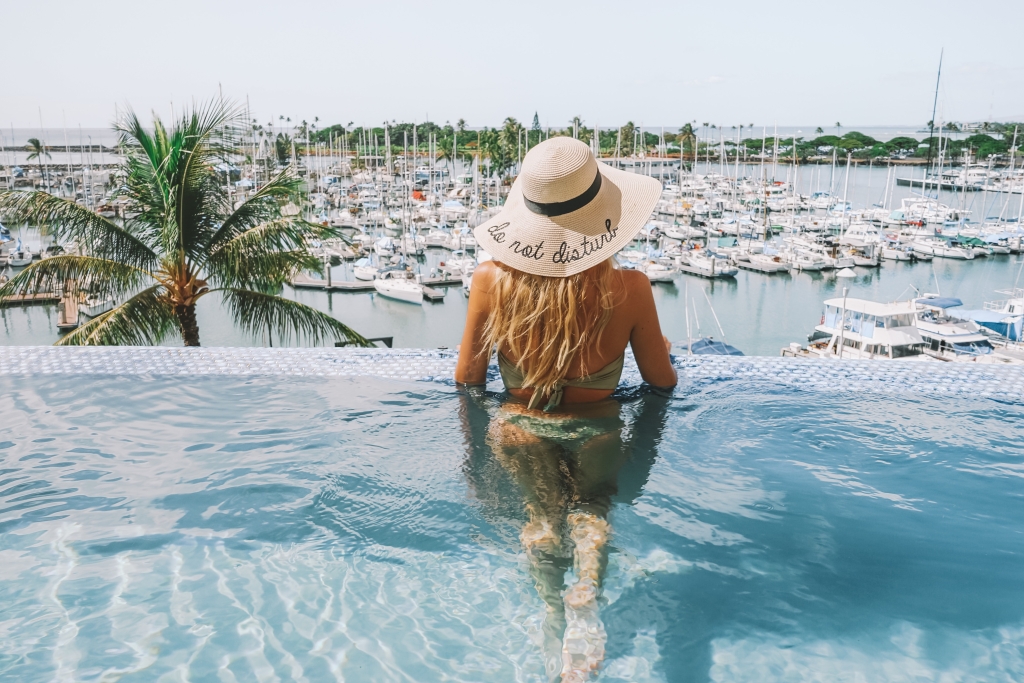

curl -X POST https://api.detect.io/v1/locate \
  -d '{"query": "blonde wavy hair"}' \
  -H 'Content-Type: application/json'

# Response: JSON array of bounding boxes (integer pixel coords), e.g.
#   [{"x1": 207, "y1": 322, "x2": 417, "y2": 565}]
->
[{"x1": 481, "y1": 258, "x2": 621, "y2": 399}]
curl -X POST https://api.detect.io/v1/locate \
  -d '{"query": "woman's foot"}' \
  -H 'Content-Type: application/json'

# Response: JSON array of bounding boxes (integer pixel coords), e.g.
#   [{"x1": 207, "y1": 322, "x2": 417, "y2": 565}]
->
[
  {"x1": 559, "y1": 512, "x2": 611, "y2": 682},
  {"x1": 520, "y1": 516, "x2": 562, "y2": 558}
]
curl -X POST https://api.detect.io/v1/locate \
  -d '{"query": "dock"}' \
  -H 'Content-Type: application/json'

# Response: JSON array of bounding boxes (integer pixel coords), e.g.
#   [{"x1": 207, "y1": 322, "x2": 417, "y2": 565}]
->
[
  {"x1": 896, "y1": 177, "x2": 983, "y2": 192},
  {"x1": 677, "y1": 263, "x2": 738, "y2": 279},
  {"x1": 0, "y1": 292, "x2": 60, "y2": 307},
  {"x1": 290, "y1": 274, "x2": 449, "y2": 301},
  {"x1": 57, "y1": 295, "x2": 79, "y2": 331}
]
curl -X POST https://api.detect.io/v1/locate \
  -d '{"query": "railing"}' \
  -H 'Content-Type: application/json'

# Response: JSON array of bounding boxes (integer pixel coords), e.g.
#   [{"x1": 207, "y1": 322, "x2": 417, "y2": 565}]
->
[{"x1": 336, "y1": 336, "x2": 393, "y2": 348}]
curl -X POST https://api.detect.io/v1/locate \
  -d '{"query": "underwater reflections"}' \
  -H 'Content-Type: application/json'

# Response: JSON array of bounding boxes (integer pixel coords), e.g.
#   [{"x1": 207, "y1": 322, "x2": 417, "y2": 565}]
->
[{"x1": 457, "y1": 388, "x2": 670, "y2": 682}]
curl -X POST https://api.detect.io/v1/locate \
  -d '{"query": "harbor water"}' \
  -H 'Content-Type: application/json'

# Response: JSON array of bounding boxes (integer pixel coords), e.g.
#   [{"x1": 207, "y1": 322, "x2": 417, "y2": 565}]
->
[
  {"x1": 2, "y1": 164, "x2": 1022, "y2": 353},
  {"x1": 3, "y1": 248, "x2": 1021, "y2": 356}
]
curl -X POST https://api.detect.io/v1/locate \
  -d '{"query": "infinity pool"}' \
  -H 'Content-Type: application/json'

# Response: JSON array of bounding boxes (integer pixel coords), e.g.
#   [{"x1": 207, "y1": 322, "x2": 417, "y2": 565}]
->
[{"x1": 2, "y1": 352, "x2": 1023, "y2": 682}]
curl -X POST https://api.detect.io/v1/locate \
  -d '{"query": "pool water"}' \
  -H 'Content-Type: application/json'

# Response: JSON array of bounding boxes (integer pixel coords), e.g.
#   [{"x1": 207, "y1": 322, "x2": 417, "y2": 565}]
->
[{"x1": 2, "y1": 370, "x2": 1023, "y2": 682}]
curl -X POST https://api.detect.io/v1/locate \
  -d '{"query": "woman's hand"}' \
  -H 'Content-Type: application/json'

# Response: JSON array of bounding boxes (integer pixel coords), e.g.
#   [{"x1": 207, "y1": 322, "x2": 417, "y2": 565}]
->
[{"x1": 664, "y1": 336, "x2": 672, "y2": 353}]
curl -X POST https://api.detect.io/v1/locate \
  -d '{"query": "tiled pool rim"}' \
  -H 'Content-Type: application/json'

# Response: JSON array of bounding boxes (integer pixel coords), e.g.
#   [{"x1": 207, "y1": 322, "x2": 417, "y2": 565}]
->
[{"x1": 1, "y1": 346, "x2": 1023, "y2": 397}]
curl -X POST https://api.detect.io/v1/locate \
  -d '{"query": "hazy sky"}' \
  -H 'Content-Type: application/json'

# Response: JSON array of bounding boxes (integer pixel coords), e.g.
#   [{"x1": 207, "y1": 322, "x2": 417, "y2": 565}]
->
[{"x1": 6, "y1": 0, "x2": 1023, "y2": 131}]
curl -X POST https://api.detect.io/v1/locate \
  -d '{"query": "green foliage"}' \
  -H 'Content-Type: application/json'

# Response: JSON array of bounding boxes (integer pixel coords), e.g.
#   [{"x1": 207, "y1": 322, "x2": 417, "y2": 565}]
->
[
  {"x1": 619, "y1": 122, "x2": 636, "y2": 154},
  {"x1": 677, "y1": 123, "x2": 697, "y2": 156},
  {"x1": 810, "y1": 135, "x2": 841, "y2": 148},
  {"x1": 885, "y1": 137, "x2": 919, "y2": 153},
  {"x1": 25, "y1": 138, "x2": 50, "y2": 162},
  {"x1": 0, "y1": 99, "x2": 368, "y2": 348},
  {"x1": 275, "y1": 133, "x2": 292, "y2": 165},
  {"x1": 841, "y1": 131, "x2": 878, "y2": 146}
]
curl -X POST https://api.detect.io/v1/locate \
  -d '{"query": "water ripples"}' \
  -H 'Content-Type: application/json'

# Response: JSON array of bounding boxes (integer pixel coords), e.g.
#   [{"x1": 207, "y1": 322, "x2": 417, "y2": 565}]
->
[{"x1": 1, "y1": 375, "x2": 1024, "y2": 681}]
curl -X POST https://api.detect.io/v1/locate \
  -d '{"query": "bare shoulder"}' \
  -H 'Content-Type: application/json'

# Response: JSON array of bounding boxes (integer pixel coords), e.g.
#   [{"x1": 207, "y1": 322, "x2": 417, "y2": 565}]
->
[
  {"x1": 471, "y1": 260, "x2": 500, "y2": 294},
  {"x1": 618, "y1": 269, "x2": 654, "y2": 297}
]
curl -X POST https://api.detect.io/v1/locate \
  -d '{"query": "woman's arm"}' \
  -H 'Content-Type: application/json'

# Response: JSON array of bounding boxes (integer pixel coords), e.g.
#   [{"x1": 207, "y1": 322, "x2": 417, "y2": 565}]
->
[
  {"x1": 625, "y1": 272, "x2": 677, "y2": 388},
  {"x1": 454, "y1": 261, "x2": 497, "y2": 385}
]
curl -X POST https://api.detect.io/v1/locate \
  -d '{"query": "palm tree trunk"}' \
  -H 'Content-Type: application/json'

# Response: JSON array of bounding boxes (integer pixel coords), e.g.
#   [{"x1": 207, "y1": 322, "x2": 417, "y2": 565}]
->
[{"x1": 175, "y1": 304, "x2": 201, "y2": 346}]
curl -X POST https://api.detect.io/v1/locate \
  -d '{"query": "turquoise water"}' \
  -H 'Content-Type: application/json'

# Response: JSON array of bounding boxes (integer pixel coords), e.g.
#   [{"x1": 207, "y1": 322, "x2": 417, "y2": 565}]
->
[{"x1": 2, "y1": 372, "x2": 1023, "y2": 681}]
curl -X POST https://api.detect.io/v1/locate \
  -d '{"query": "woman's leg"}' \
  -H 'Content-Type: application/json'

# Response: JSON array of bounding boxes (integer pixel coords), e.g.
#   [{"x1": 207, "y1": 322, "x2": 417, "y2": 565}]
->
[
  {"x1": 559, "y1": 428, "x2": 629, "y2": 683},
  {"x1": 486, "y1": 415, "x2": 569, "y2": 680}
]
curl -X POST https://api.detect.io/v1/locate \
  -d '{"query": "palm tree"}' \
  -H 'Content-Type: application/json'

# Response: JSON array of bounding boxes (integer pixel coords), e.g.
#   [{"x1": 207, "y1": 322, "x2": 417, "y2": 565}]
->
[
  {"x1": 678, "y1": 123, "x2": 696, "y2": 159},
  {"x1": 25, "y1": 137, "x2": 50, "y2": 164},
  {"x1": 0, "y1": 100, "x2": 368, "y2": 348},
  {"x1": 26, "y1": 138, "x2": 51, "y2": 189}
]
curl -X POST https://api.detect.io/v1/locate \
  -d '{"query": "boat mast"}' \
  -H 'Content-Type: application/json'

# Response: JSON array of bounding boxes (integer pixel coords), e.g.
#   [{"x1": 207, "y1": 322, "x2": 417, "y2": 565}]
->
[{"x1": 926, "y1": 49, "x2": 943, "y2": 180}]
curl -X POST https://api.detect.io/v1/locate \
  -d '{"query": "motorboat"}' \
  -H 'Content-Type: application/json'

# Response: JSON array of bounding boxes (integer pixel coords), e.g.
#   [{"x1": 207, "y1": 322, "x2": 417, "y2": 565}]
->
[
  {"x1": 952, "y1": 288, "x2": 1024, "y2": 342},
  {"x1": 681, "y1": 251, "x2": 738, "y2": 278},
  {"x1": 438, "y1": 250, "x2": 476, "y2": 279},
  {"x1": 882, "y1": 242, "x2": 914, "y2": 261},
  {"x1": 911, "y1": 238, "x2": 974, "y2": 260},
  {"x1": 638, "y1": 260, "x2": 678, "y2": 283},
  {"x1": 373, "y1": 268, "x2": 423, "y2": 304},
  {"x1": 784, "y1": 296, "x2": 930, "y2": 360},
  {"x1": 912, "y1": 296, "x2": 1017, "y2": 363},
  {"x1": 786, "y1": 251, "x2": 829, "y2": 271},
  {"x1": 79, "y1": 294, "x2": 116, "y2": 317},
  {"x1": 8, "y1": 245, "x2": 32, "y2": 267},
  {"x1": 352, "y1": 257, "x2": 379, "y2": 281},
  {"x1": 747, "y1": 252, "x2": 789, "y2": 273}
]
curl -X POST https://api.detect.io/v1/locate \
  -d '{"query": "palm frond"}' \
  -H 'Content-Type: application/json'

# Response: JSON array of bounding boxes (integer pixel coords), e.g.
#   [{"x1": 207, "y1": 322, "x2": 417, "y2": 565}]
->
[
  {"x1": 206, "y1": 169, "x2": 304, "y2": 250},
  {"x1": 56, "y1": 285, "x2": 177, "y2": 346},
  {"x1": 0, "y1": 190, "x2": 158, "y2": 267},
  {"x1": 207, "y1": 240, "x2": 321, "y2": 292},
  {"x1": 116, "y1": 100, "x2": 240, "y2": 262},
  {"x1": 218, "y1": 288, "x2": 371, "y2": 347},
  {"x1": 0, "y1": 255, "x2": 152, "y2": 301}
]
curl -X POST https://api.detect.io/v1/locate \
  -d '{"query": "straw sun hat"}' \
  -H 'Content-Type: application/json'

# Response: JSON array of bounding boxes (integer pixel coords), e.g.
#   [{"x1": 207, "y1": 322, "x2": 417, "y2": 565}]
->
[{"x1": 473, "y1": 136, "x2": 662, "y2": 277}]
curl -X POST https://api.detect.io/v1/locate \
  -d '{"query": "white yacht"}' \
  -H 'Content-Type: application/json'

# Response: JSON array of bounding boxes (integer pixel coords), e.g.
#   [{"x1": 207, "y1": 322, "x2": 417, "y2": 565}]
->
[
  {"x1": 8, "y1": 246, "x2": 32, "y2": 267},
  {"x1": 912, "y1": 238, "x2": 974, "y2": 260},
  {"x1": 784, "y1": 296, "x2": 929, "y2": 360},
  {"x1": 839, "y1": 223, "x2": 883, "y2": 248},
  {"x1": 747, "y1": 252, "x2": 790, "y2": 273},
  {"x1": 352, "y1": 257, "x2": 379, "y2": 281},
  {"x1": 680, "y1": 251, "x2": 738, "y2": 278},
  {"x1": 79, "y1": 294, "x2": 116, "y2": 318},
  {"x1": 953, "y1": 288, "x2": 1024, "y2": 342},
  {"x1": 438, "y1": 250, "x2": 476, "y2": 279},
  {"x1": 913, "y1": 297, "x2": 1015, "y2": 363},
  {"x1": 638, "y1": 260, "x2": 678, "y2": 283},
  {"x1": 373, "y1": 268, "x2": 423, "y2": 305}
]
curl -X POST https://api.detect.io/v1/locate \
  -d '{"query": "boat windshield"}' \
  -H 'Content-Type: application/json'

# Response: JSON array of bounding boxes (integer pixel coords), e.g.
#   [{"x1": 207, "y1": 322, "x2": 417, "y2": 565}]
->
[
  {"x1": 952, "y1": 340, "x2": 994, "y2": 356},
  {"x1": 890, "y1": 344, "x2": 925, "y2": 358},
  {"x1": 886, "y1": 314, "x2": 916, "y2": 328}
]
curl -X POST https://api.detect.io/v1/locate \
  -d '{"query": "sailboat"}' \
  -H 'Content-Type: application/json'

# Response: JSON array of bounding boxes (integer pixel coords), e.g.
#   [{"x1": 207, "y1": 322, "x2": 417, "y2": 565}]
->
[
  {"x1": 373, "y1": 267, "x2": 423, "y2": 304},
  {"x1": 678, "y1": 285, "x2": 745, "y2": 355},
  {"x1": 8, "y1": 240, "x2": 32, "y2": 267}
]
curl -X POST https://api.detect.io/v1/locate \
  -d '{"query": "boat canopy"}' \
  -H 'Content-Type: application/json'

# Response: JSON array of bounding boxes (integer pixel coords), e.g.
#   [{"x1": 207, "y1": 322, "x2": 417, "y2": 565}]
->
[
  {"x1": 916, "y1": 297, "x2": 963, "y2": 309},
  {"x1": 689, "y1": 337, "x2": 744, "y2": 356}
]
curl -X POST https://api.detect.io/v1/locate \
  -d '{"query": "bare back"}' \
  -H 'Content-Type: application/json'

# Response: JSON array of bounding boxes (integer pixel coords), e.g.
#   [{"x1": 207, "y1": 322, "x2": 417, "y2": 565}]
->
[{"x1": 455, "y1": 261, "x2": 676, "y2": 403}]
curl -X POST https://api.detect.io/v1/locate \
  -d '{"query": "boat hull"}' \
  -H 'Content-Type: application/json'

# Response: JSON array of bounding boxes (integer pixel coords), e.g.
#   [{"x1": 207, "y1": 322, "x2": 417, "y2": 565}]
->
[{"x1": 373, "y1": 280, "x2": 423, "y2": 304}]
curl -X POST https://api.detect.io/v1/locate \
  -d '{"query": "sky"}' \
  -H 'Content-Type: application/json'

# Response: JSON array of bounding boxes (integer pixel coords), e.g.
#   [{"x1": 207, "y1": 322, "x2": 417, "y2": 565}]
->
[{"x1": 5, "y1": 0, "x2": 1024, "y2": 132}]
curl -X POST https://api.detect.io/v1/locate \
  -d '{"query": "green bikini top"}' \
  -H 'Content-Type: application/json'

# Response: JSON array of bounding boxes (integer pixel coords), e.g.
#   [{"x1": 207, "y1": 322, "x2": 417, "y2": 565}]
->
[{"x1": 497, "y1": 351, "x2": 625, "y2": 412}]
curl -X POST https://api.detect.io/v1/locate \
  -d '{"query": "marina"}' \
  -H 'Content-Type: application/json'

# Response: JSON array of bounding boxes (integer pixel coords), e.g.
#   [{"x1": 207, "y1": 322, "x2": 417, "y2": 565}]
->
[{"x1": 4, "y1": 150, "x2": 1023, "y2": 354}]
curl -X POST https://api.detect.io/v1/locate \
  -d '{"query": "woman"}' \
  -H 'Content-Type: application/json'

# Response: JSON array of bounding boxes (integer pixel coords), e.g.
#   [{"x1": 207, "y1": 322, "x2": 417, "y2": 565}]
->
[{"x1": 455, "y1": 137, "x2": 676, "y2": 681}]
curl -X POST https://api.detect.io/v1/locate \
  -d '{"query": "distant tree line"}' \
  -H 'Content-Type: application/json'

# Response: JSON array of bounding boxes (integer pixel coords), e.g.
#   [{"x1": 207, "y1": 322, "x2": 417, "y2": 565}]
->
[{"x1": 244, "y1": 115, "x2": 1023, "y2": 174}]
